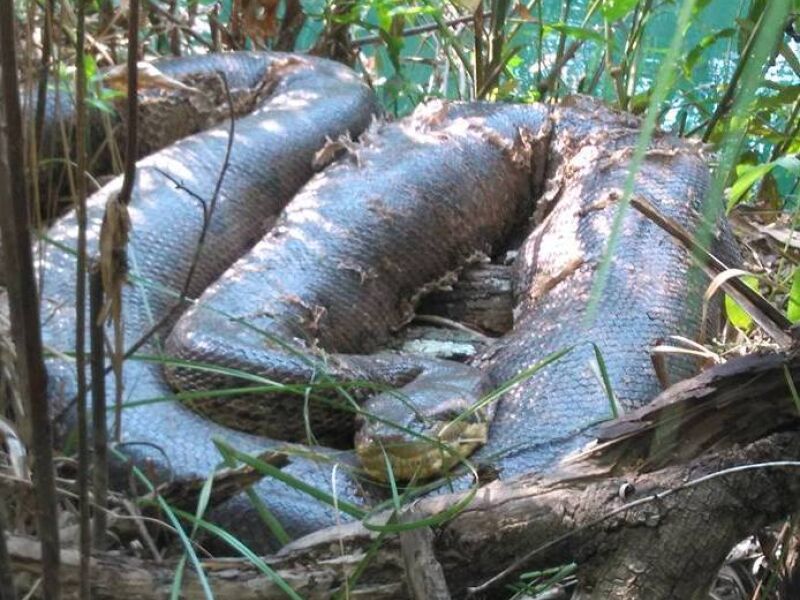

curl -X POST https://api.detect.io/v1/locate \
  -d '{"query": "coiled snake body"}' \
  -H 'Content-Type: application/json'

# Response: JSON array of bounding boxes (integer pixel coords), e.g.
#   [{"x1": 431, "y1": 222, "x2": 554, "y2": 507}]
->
[{"x1": 15, "y1": 52, "x2": 734, "y2": 551}]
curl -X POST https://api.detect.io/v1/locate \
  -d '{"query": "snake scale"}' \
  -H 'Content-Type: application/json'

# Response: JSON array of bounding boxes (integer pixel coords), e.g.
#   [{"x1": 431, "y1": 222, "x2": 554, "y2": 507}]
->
[{"x1": 10, "y1": 52, "x2": 736, "y2": 552}]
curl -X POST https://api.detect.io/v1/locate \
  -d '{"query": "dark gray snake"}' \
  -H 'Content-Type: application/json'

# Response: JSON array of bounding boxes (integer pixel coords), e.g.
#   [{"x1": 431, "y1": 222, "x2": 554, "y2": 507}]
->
[{"x1": 9, "y1": 52, "x2": 735, "y2": 552}]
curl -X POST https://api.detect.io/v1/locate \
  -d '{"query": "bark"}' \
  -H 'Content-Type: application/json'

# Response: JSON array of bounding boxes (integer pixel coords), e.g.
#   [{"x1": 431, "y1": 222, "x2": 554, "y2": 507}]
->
[
  {"x1": 6, "y1": 432, "x2": 800, "y2": 600},
  {"x1": 7, "y1": 348, "x2": 800, "y2": 599},
  {"x1": 418, "y1": 263, "x2": 514, "y2": 336},
  {"x1": 399, "y1": 510, "x2": 452, "y2": 600}
]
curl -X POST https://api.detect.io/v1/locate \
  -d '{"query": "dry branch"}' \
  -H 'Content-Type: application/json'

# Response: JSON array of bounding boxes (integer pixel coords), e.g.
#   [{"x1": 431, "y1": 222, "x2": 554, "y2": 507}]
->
[
  {"x1": 399, "y1": 510, "x2": 452, "y2": 600},
  {"x1": 74, "y1": 1, "x2": 92, "y2": 596},
  {"x1": 7, "y1": 350, "x2": 800, "y2": 599},
  {"x1": 0, "y1": 7, "x2": 61, "y2": 599}
]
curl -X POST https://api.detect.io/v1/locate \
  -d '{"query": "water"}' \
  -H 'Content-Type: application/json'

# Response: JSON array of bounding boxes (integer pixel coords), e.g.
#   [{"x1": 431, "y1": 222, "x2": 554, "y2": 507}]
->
[{"x1": 303, "y1": 0, "x2": 746, "y2": 115}]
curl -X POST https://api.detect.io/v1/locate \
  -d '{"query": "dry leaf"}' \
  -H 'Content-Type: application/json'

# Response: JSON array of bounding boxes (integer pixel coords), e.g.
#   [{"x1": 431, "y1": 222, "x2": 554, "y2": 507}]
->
[
  {"x1": 98, "y1": 193, "x2": 131, "y2": 327},
  {"x1": 104, "y1": 62, "x2": 200, "y2": 94},
  {"x1": 237, "y1": 0, "x2": 280, "y2": 47},
  {"x1": 752, "y1": 222, "x2": 800, "y2": 250},
  {"x1": 516, "y1": 3, "x2": 536, "y2": 21},
  {"x1": 312, "y1": 133, "x2": 361, "y2": 169}
]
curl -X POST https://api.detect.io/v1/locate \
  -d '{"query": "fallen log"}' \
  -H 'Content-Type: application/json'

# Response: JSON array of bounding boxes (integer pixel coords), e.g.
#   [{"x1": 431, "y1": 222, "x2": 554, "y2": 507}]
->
[
  {"x1": 7, "y1": 432, "x2": 800, "y2": 599},
  {"x1": 417, "y1": 262, "x2": 515, "y2": 336},
  {"x1": 7, "y1": 350, "x2": 800, "y2": 599}
]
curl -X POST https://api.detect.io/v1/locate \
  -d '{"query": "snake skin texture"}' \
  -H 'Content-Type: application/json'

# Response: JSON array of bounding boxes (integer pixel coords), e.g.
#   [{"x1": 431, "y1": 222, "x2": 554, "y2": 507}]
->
[
  {"x1": 471, "y1": 99, "x2": 731, "y2": 476},
  {"x1": 30, "y1": 52, "x2": 382, "y2": 548},
  {"x1": 18, "y1": 54, "x2": 736, "y2": 553}
]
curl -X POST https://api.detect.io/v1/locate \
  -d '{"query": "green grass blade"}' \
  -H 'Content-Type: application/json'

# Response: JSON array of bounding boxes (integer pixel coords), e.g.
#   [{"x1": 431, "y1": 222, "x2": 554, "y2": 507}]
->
[
  {"x1": 110, "y1": 447, "x2": 215, "y2": 600},
  {"x1": 170, "y1": 470, "x2": 216, "y2": 600},
  {"x1": 212, "y1": 439, "x2": 367, "y2": 520},
  {"x1": 585, "y1": 0, "x2": 698, "y2": 323},
  {"x1": 217, "y1": 448, "x2": 292, "y2": 546},
  {"x1": 170, "y1": 508, "x2": 304, "y2": 600},
  {"x1": 591, "y1": 343, "x2": 619, "y2": 418},
  {"x1": 454, "y1": 346, "x2": 575, "y2": 426}
]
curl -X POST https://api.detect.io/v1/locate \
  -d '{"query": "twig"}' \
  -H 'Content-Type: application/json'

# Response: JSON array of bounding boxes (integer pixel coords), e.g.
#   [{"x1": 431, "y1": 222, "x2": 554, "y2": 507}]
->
[
  {"x1": 629, "y1": 195, "x2": 793, "y2": 347},
  {"x1": 275, "y1": 0, "x2": 306, "y2": 51},
  {"x1": 74, "y1": 0, "x2": 92, "y2": 594},
  {"x1": 535, "y1": 0, "x2": 598, "y2": 99},
  {"x1": 536, "y1": 38, "x2": 583, "y2": 98},
  {"x1": 488, "y1": 0, "x2": 509, "y2": 81},
  {"x1": 0, "y1": 5, "x2": 61, "y2": 598},
  {"x1": 119, "y1": 0, "x2": 139, "y2": 206},
  {"x1": 33, "y1": 0, "x2": 54, "y2": 155},
  {"x1": 352, "y1": 13, "x2": 487, "y2": 47},
  {"x1": 476, "y1": 44, "x2": 522, "y2": 99},
  {"x1": 145, "y1": 0, "x2": 213, "y2": 50},
  {"x1": 120, "y1": 499, "x2": 163, "y2": 562},
  {"x1": 412, "y1": 314, "x2": 491, "y2": 341},
  {"x1": 0, "y1": 499, "x2": 16, "y2": 600},
  {"x1": 54, "y1": 73, "x2": 238, "y2": 439},
  {"x1": 106, "y1": 76, "x2": 237, "y2": 368},
  {"x1": 702, "y1": 9, "x2": 765, "y2": 143},
  {"x1": 548, "y1": 0, "x2": 572, "y2": 97},
  {"x1": 469, "y1": 1, "x2": 515, "y2": 99},
  {"x1": 90, "y1": 269, "x2": 108, "y2": 550},
  {"x1": 473, "y1": 5, "x2": 485, "y2": 98},
  {"x1": 178, "y1": 77, "x2": 234, "y2": 298},
  {"x1": 107, "y1": 0, "x2": 140, "y2": 443}
]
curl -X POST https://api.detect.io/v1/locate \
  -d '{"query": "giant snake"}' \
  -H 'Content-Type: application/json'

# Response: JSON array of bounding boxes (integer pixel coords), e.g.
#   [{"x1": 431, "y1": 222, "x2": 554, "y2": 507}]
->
[{"x1": 2, "y1": 52, "x2": 736, "y2": 552}]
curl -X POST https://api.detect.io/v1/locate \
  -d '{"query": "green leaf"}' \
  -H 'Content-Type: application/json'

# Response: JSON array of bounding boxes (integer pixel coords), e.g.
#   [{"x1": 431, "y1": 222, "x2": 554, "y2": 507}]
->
[
  {"x1": 601, "y1": 0, "x2": 638, "y2": 21},
  {"x1": 788, "y1": 268, "x2": 800, "y2": 323},
  {"x1": 726, "y1": 155, "x2": 800, "y2": 209},
  {"x1": 83, "y1": 54, "x2": 97, "y2": 80},
  {"x1": 693, "y1": 0, "x2": 714, "y2": 14},
  {"x1": 450, "y1": 0, "x2": 481, "y2": 12},
  {"x1": 86, "y1": 97, "x2": 117, "y2": 114},
  {"x1": 684, "y1": 28, "x2": 735, "y2": 77},
  {"x1": 725, "y1": 275, "x2": 760, "y2": 330},
  {"x1": 543, "y1": 23, "x2": 605, "y2": 44}
]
